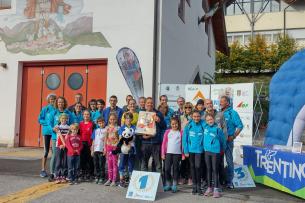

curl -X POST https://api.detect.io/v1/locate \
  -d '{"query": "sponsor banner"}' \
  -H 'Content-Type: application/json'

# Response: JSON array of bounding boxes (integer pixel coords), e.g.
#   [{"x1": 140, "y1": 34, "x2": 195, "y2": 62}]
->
[
  {"x1": 210, "y1": 83, "x2": 254, "y2": 113},
  {"x1": 235, "y1": 112, "x2": 253, "y2": 145},
  {"x1": 243, "y1": 145, "x2": 305, "y2": 199},
  {"x1": 232, "y1": 83, "x2": 254, "y2": 114},
  {"x1": 126, "y1": 171, "x2": 163, "y2": 201},
  {"x1": 185, "y1": 85, "x2": 210, "y2": 106},
  {"x1": 160, "y1": 84, "x2": 186, "y2": 111}
]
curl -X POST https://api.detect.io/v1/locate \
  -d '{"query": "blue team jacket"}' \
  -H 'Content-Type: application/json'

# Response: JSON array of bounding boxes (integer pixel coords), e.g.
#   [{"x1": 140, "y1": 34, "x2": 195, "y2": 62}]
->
[
  {"x1": 223, "y1": 107, "x2": 243, "y2": 137},
  {"x1": 70, "y1": 111, "x2": 83, "y2": 124},
  {"x1": 182, "y1": 120, "x2": 206, "y2": 154},
  {"x1": 38, "y1": 104, "x2": 55, "y2": 136},
  {"x1": 204, "y1": 124, "x2": 226, "y2": 153}
]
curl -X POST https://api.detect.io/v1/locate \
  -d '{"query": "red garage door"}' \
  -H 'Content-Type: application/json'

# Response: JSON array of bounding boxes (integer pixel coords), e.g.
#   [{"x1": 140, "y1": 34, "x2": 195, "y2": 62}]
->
[{"x1": 20, "y1": 61, "x2": 107, "y2": 147}]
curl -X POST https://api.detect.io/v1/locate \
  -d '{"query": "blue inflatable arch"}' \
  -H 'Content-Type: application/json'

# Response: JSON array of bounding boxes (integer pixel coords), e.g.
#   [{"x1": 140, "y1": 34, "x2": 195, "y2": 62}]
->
[{"x1": 265, "y1": 49, "x2": 305, "y2": 146}]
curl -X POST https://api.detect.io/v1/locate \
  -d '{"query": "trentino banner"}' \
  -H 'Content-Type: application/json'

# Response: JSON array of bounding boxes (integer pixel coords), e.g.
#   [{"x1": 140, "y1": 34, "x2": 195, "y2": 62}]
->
[{"x1": 243, "y1": 145, "x2": 305, "y2": 199}]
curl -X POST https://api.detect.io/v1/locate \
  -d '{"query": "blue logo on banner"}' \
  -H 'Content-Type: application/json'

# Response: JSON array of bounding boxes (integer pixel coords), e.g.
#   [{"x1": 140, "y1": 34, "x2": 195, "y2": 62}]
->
[{"x1": 244, "y1": 146, "x2": 305, "y2": 192}]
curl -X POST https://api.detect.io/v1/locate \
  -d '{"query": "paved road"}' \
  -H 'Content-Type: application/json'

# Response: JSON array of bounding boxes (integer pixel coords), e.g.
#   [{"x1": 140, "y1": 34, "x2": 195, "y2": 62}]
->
[{"x1": 0, "y1": 152, "x2": 303, "y2": 203}]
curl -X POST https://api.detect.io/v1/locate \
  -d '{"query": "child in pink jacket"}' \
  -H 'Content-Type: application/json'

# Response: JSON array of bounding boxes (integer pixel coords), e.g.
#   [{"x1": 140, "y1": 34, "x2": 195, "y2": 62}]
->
[{"x1": 161, "y1": 117, "x2": 185, "y2": 193}]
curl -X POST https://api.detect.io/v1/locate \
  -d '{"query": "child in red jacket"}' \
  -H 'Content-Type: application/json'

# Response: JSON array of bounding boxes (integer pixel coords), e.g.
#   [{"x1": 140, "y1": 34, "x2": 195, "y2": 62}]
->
[
  {"x1": 79, "y1": 110, "x2": 95, "y2": 181},
  {"x1": 65, "y1": 123, "x2": 83, "y2": 185}
]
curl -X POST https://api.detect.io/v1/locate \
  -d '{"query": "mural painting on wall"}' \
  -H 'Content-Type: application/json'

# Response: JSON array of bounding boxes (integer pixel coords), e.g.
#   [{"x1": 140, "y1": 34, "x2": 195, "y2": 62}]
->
[{"x1": 0, "y1": 0, "x2": 111, "y2": 55}]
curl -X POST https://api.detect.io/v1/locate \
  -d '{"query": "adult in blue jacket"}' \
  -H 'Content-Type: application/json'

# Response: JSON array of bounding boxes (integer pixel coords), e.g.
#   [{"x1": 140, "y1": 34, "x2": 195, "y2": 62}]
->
[
  {"x1": 220, "y1": 96, "x2": 243, "y2": 188},
  {"x1": 38, "y1": 93, "x2": 56, "y2": 178},
  {"x1": 203, "y1": 114, "x2": 226, "y2": 197},
  {"x1": 48, "y1": 96, "x2": 72, "y2": 181},
  {"x1": 183, "y1": 110, "x2": 206, "y2": 195},
  {"x1": 70, "y1": 102, "x2": 83, "y2": 124},
  {"x1": 141, "y1": 97, "x2": 166, "y2": 173},
  {"x1": 102, "y1": 95, "x2": 124, "y2": 126}
]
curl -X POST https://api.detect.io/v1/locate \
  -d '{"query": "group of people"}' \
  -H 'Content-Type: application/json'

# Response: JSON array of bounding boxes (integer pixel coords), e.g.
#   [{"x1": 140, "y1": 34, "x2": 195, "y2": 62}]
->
[{"x1": 38, "y1": 92, "x2": 243, "y2": 198}]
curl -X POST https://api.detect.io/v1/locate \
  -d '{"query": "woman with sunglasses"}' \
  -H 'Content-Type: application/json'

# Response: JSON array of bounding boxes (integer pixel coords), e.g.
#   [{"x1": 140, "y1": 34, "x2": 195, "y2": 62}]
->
[{"x1": 178, "y1": 102, "x2": 193, "y2": 185}]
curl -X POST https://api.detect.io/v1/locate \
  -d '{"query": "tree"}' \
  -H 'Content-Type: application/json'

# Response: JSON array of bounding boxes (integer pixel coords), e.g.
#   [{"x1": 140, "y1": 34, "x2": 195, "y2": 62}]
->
[
  {"x1": 228, "y1": 41, "x2": 245, "y2": 73},
  {"x1": 216, "y1": 51, "x2": 229, "y2": 74},
  {"x1": 215, "y1": 34, "x2": 299, "y2": 74},
  {"x1": 275, "y1": 35, "x2": 297, "y2": 71}
]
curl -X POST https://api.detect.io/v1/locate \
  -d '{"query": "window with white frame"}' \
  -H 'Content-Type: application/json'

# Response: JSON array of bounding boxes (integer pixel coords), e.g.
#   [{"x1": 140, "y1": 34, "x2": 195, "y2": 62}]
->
[{"x1": 0, "y1": 0, "x2": 11, "y2": 10}]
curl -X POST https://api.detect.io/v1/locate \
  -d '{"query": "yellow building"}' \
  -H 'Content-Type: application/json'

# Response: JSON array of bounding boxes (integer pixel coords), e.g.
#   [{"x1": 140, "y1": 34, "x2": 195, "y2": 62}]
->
[{"x1": 225, "y1": 0, "x2": 305, "y2": 47}]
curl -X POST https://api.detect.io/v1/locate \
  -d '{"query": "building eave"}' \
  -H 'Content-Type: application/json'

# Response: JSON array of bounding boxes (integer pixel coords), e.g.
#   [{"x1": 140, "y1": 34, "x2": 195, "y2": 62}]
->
[{"x1": 205, "y1": 0, "x2": 231, "y2": 55}]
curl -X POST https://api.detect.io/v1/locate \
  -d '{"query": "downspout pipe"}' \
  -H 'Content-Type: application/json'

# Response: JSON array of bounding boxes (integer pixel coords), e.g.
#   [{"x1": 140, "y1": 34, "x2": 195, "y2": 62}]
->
[
  {"x1": 152, "y1": 0, "x2": 159, "y2": 102},
  {"x1": 284, "y1": 0, "x2": 296, "y2": 36}
]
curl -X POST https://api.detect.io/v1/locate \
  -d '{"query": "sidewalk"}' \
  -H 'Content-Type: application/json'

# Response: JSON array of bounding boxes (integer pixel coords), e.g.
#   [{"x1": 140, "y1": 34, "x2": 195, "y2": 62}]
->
[{"x1": 0, "y1": 147, "x2": 44, "y2": 160}]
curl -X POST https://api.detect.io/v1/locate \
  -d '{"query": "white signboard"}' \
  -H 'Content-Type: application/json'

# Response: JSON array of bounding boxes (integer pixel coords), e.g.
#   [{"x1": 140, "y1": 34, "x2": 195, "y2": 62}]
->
[
  {"x1": 210, "y1": 83, "x2": 254, "y2": 113},
  {"x1": 160, "y1": 84, "x2": 186, "y2": 111},
  {"x1": 231, "y1": 83, "x2": 254, "y2": 114},
  {"x1": 185, "y1": 84, "x2": 210, "y2": 106},
  {"x1": 233, "y1": 165, "x2": 256, "y2": 188},
  {"x1": 126, "y1": 171, "x2": 163, "y2": 201}
]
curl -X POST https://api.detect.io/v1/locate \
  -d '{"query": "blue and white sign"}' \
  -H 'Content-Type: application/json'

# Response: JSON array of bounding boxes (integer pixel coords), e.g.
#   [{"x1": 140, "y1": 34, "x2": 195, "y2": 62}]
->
[
  {"x1": 243, "y1": 145, "x2": 305, "y2": 199},
  {"x1": 126, "y1": 171, "x2": 163, "y2": 201},
  {"x1": 233, "y1": 165, "x2": 256, "y2": 188}
]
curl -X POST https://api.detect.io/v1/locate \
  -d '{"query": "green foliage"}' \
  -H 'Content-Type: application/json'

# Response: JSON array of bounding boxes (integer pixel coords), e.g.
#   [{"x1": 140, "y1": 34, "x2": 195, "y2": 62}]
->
[{"x1": 216, "y1": 34, "x2": 298, "y2": 74}]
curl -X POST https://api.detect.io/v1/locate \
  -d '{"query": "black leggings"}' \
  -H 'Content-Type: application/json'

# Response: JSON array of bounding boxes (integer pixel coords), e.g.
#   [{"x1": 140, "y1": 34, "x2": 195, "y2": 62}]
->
[
  {"x1": 219, "y1": 154, "x2": 226, "y2": 185},
  {"x1": 205, "y1": 151, "x2": 220, "y2": 188},
  {"x1": 80, "y1": 142, "x2": 94, "y2": 177},
  {"x1": 189, "y1": 153, "x2": 202, "y2": 187},
  {"x1": 164, "y1": 154, "x2": 181, "y2": 185},
  {"x1": 43, "y1": 135, "x2": 52, "y2": 158},
  {"x1": 179, "y1": 158, "x2": 190, "y2": 180}
]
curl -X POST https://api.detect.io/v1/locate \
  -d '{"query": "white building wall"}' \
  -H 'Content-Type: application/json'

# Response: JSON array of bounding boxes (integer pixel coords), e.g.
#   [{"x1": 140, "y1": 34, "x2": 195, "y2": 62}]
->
[
  {"x1": 158, "y1": 0, "x2": 215, "y2": 87},
  {"x1": 0, "y1": 0, "x2": 155, "y2": 146}
]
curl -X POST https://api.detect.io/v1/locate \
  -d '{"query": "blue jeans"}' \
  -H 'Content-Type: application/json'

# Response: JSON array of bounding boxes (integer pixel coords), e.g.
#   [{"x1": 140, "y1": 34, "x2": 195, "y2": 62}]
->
[
  {"x1": 55, "y1": 147, "x2": 67, "y2": 177},
  {"x1": 119, "y1": 154, "x2": 135, "y2": 177},
  {"x1": 67, "y1": 155, "x2": 80, "y2": 181},
  {"x1": 225, "y1": 141, "x2": 234, "y2": 184}
]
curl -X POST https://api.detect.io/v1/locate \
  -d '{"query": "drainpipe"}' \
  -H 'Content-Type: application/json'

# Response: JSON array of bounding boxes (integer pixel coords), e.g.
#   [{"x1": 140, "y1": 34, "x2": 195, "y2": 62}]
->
[
  {"x1": 284, "y1": 0, "x2": 296, "y2": 36},
  {"x1": 152, "y1": 0, "x2": 159, "y2": 102}
]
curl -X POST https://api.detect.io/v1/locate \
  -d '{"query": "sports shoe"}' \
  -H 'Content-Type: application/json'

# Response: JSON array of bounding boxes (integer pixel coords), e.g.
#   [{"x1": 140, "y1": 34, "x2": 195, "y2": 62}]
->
[
  {"x1": 110, "y1": 181, "x2": 116, "y2": 187},
  {"x1": 95, "y1": 178, "x2": 99, "y2": 184},
  {"x1": 204, "y1": 187, "x2": 213, "y2": 196},
  {"x1": 163, "y1": 185, "x2": 171, "y2": 191},
  {"x1": 118, "y1": 181, "x2": 125, "y2": 188},
  {"x1": 55, "y1": 177, "x2": 61, "y2": 184},
  {"x1": 60, "y1": 177, "x2": 67, "y2": 183},
  {"x1": 40, "y1": 170, "x2": 48, "y2": 178},
  {"x1": 191, "y1": 187, "x2": 197, "y2": 195},
  {"x1": 104, "y1": 180, "x2": 111, "y2": 186},
  {"x1": 171, "y1": 185, "x2": 177, "y2": 193},
  {"x1": 178, "y1": 179, "x2": 184, "y2": 185},
  {"x1": 98, "y1": 179, "x2": 104, "y2": 185},
  {"x1": 187, "y1": 179, "x2": 192, "y2": 186},
  {"x1": 48, "y1": 174, "x2": 55, "y2": 182},
  {"x1": 68, "y1": 180, "x2": 74, "y2": 185},
  {"x1": 213, "y1": 190, "x2": 221, "y2": 198},
  {"x1": 226, "y1": 183, "x2": 234, "y2": 189}
]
